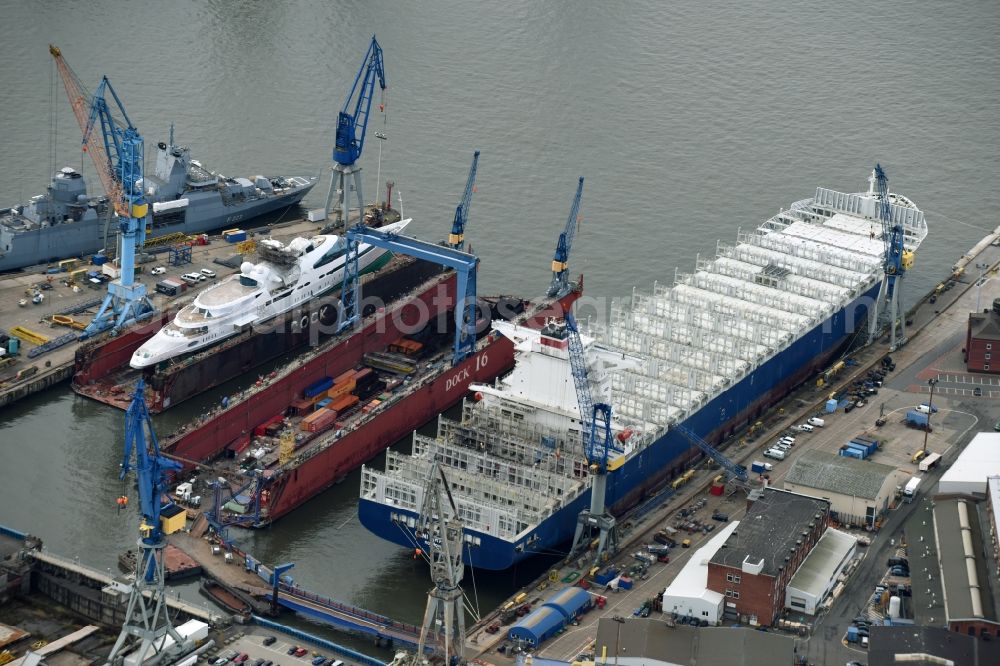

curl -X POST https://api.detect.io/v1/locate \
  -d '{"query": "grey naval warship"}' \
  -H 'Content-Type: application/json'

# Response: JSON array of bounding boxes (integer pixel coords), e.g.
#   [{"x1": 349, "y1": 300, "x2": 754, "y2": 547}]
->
[{"x1": 0, "y1": 129, "x2": 316, "y2": 272}]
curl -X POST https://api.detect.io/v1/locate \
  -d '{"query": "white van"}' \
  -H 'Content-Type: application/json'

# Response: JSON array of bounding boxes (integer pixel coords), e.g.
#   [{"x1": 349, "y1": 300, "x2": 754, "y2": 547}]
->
[
  {"x1": 763, "y1": 448, "x2": 786, "y2": 460},
  {"x1": 806, "y1": 417, "x2": 825, "y2": 427},
  {"x1": 798, "y1": 423, "x2": 814, "y2": 433},
  {"x1": 181, "y1": 272, "x2": 202, "y2": 285}
]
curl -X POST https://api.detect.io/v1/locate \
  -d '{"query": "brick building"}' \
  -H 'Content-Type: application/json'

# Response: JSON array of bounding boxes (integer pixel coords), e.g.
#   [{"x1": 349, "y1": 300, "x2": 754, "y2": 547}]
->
[
  {"x1": 965, "y1": 298, "x2": 1000, "y2": 374},
  {"x1": 707, "y1": 488, "x2": 830, "y2": 626}
]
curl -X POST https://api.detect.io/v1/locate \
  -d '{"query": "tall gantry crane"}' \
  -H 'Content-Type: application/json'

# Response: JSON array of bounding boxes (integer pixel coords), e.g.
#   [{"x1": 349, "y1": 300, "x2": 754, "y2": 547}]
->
[
  {"x1": 869, "y1": 164, "x2": 912, "y2": 351},
  {"x1": 50, "y1": 45, "x2": 155, "y2": 337},
  {"x1": 413, "y1": 463, "x2": 467, "y2": 665},
  {"x1": 447, "y1": 151, "x2": 480, "y2": 250},
  {"x1": 565, "y1": 311, "x2": 622, "y2": 564},
  {"x1": 106, "y1": 380, "x2": 189, "y2": 666},
  {"x1": 548, "y1": 177, "x2": 584, "y2": 297},
  {"x1": 324, "y1": 36, "x2": 386, "y2": 225}
]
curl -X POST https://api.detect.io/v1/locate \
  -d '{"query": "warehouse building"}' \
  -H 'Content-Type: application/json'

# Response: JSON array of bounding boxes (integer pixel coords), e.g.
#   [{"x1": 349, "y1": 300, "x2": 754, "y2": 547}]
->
[
  {"x1": 784, "y1": 527, "x2": 856, "y2": 614},
  {"x1": 868, "y1": 626, "x2": 1000, "y2": 666},
  {"x1": 938, "y1": 432, "x2": 1000, "y2": 496},
  {"x1": 508, "y1": 586, "x2": 591, "y2": 647},
  {"x1": 706, "y1": 488, "x2": 830, "y2": 626},
  {"x1": 594, "y1": 617, "x2": 794, "y2": 666},
  {"x1": 932, "y1": 496, "x2": 1000, "y2": 639},
  {"x1": 661, "y1": 522, "x2": 738, "y2": 624},
  {"x1": 782, "y1": 449, "x2": 908, "y2": 529},
  {"x1": 965, "y1": 299, "x2": 1000, "y2": 374}
]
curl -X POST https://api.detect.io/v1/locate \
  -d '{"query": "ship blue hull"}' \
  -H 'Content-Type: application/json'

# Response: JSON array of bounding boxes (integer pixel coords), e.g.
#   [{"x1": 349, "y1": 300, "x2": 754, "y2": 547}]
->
[
  {"x1": 358, "y1": 280, "x2": 882, "y2": 570},
  {"x1": 0, "y1": 183, "x2": 312, "y2": 272}
]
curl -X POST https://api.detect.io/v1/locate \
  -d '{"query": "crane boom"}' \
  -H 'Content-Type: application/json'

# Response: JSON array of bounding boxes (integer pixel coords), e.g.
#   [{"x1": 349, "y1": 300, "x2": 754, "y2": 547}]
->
[
  {"x1": 49, "y1": 45, "x2": 125, "y2": 213},
  {"x1": 869, "y1": 163, "x2": 910, "y2": 350},
  {"x1": 548, "y1": 177, "x2": 584, "y2": 297},
  {"x1": 672, "y1": 424, "x2": 748, "y2": 483},
  {"x1": 448, "y1": 150, "x2": 480, "y2": 249},
  {"x1": 334, "y1": 35, "x2": 386, "y2": 167}
]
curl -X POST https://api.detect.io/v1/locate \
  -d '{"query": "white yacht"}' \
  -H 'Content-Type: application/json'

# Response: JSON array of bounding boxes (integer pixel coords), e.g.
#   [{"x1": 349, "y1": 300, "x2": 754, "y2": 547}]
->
[{"x1": 131, "y1": 219, "x2": 411, "y2": 369}]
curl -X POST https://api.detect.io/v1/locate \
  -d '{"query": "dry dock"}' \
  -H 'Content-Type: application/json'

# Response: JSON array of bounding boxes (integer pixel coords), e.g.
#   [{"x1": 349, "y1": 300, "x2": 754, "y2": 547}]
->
[{"x1": 0, "y1": 215, "x2": 340, "y2": 409}]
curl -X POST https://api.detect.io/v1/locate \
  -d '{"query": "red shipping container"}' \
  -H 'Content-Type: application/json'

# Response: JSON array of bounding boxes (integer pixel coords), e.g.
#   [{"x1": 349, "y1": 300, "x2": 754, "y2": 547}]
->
[
  {"x1": 326, "y1": 379, "x2": 356, "y2": 400},
  {"x1": 300, "y1": 408, "x2": 338, "y2": 432},
  {"x1": 289, "y1": 398, "x2": 313, "y2": 415},
  {"x1": 254, "y1": 413, "x2": 285, "y2": 437}
]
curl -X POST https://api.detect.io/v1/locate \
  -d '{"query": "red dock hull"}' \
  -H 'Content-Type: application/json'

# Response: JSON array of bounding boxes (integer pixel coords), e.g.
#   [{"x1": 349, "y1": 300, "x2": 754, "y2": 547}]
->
[{"x1": 162, "y1": 273, "x2": 581, "y2": 525}]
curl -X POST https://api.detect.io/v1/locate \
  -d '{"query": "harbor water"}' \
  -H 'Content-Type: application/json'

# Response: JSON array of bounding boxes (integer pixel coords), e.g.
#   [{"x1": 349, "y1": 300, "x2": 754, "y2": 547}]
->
[{"x1": 1, "y1": 0, "x2": 998, "y2": 641}]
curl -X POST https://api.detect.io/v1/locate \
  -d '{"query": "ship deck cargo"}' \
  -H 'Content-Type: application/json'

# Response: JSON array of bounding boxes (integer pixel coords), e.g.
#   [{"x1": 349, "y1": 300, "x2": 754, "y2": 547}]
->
[
  {"x1": 358, "y1": 173, "x2": 929, "y2": 570},
  {"x1": 163, "y1": 266, "x2": 581, "y2": 526}
]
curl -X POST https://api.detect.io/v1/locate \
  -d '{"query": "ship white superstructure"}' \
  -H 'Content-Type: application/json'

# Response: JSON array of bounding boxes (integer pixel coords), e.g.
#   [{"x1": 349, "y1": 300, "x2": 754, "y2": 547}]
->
[{"x1": 131, "y1": 219, "x2": 410, "y2": 368}]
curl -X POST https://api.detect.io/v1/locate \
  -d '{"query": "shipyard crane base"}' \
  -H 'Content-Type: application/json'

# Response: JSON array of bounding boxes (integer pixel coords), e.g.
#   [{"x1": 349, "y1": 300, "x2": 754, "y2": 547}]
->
[
  {"x1": 569, "y1": 509, "x2": 619, "y2": 567},
  {"x1": 324, "y1": 163, "x2": 365, "y2": 228}
]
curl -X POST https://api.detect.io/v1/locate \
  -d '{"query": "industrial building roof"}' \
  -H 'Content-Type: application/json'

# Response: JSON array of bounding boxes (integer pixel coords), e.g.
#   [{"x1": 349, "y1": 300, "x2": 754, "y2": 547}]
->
[
  {"x1": 662, "y1": 522, "x2": 737, "y2": 610},
  {"x1": 594, "y1": 618, "x2": 795, "y2": 666},
  {"x1": 508, "y1": 606, "x2": 564, "y2": 645},
  {"x1": 932, "y1": 497, "x2": 999, "y2": 624},
  {"x1": 867, "y1": 626, "x2": 1000, "y2": 666},
  {"x1": 710, "y1": 488, "x2": 829, "y2": 577},
  {"x1": 939, "y1": 432, "x2": 1000, "y2": 495},
  {"x1": 542, "y1": 586, "x2": 591, "y2": 619},
  {"x1": 784, "y1": 449, "x2": 898, "y2": 500},
  {"x1": 786, "y1": 528, "x2": 856, "y2": 600}
]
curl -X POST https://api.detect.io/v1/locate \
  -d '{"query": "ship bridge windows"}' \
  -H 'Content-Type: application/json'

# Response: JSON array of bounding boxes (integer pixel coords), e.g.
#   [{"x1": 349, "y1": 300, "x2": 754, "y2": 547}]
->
[
  {"x1": 313, "y1": 245, "x2": 346, "y2": 270},
  {"x1": 239, "y1": 275, "x2": 258, "y2": 287}
]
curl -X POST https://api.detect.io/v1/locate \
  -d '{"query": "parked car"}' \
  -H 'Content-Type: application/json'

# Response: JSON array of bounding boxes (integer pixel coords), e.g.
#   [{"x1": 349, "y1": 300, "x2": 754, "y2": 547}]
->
[
  {"x1": 287, "y1": 647, "x2": 300, "y2": 656},
  {"x1": 201, "y1": 268, "x2": 217, "y2": 278},
  {"x1": 711, "y1": 512, "x2": 729, "y2": 522},
  {"x1": 294, "y1": 648, "x2": 308, "y2": 658},
  {"x1": 973, "y1": 386, "x2": 983, "y2": 396},
  {"x1": 311, "y1": 656, "x2": 326, "y2": 666},
  {"x1": 150, "y1": 266, "x2": 166, "y2": 275},
  {"x1": 234, "y1": 654, "x2": 249, "y2": 664},
  {"x1": 798, "y1": 423, "x2": 814, "y2": 432},
  {"x1": 263, "y1": 636, "x2": 277, "y2": 646}
]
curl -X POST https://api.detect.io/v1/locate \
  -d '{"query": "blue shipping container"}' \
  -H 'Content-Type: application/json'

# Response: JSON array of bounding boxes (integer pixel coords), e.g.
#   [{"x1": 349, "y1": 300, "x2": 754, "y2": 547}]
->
[
  {"x1": 825, "y1": 399, "x2": 838, "y2": 413},
  {"x1": 840, "y1": 447, "x2": 863, "y2": 460},
  {"x1": 303, "y1": 377, "x2": 334, "y2": 398},
  {"x1": 850, "y1": 439, "x2": 878, "y2": 456},
  {"x1": 845, "y1": 443, "x2": 869, "y2": 459},
  {"x1": 316, "y1": 398, "x2": 332, "y2": 410}
]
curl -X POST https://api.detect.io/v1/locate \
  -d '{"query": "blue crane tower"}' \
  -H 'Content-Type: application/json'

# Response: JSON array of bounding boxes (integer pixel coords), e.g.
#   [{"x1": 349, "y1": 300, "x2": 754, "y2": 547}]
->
[
  {"x1": 447, "y1": 151, "x2": 480, "y2": 250},
  {"x1": 548, "y1": 177, "x2": 584, "y2": 297},
  {"x1": 106, "y1": 380, "x2": 191, "y2": 666},
  {"x1": 869, "y1": 164, "x2": 912, "y2": 350},
  {"x1": 50, "y1": 46, "x2": 155, "y2": 338},
  {"x1": 324, "y1": 36, "x2": 386, "y2": 226},
  {"x1": 564, "y1": 311, "x2": 623, "y2": 564}
]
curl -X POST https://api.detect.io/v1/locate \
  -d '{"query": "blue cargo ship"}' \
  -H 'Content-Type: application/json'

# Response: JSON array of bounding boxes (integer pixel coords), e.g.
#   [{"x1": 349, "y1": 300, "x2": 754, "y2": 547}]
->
[{"x1": 357, "y1": 172, "x2": 928, "y2": 570}]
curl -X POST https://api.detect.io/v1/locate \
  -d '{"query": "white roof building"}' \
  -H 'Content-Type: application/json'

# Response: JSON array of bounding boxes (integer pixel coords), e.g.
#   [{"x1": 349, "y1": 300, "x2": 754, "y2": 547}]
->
[
  {"x1": 661, "y1": 521, "x2": 739, "y2": 624},
  {"x1": 939, "y1": 433, "x2": 1000, "y2": 496}
]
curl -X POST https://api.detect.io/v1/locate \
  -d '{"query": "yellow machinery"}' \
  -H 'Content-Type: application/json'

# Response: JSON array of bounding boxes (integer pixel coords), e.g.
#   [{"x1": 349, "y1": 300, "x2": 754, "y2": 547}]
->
[
  {"x1": 237, "y1": 239, "x2": 258, "y2": 255},
  {"x1": 10, "y1": 326, "x2": 49, "y2": 346}
]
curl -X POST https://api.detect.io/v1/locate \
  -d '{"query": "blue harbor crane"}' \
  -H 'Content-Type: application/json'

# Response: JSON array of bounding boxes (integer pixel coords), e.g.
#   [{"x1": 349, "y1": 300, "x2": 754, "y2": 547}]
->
[
  {"x1": 565, "y1": 311, "x2": 623, "y2": 564},
  {"x1": 324, "y1": 35, "x2": 386, "y2": 225},
  {"x1": 447, "y1": 150, "x2": 480, "y2": 250},
  {"x1": 338, "y1": 224, "x2": 479, "y2": 365},
  {"x1": 870, "y1": 164, "x2": 911, "y2": 351},
  {"x1": 672, "y1": 424, "x2": 748, "y2": 485},
  {"x1": 548, "y1": 177, "x2": 584, "y2": 297},
  {"x1": 50, "y1": 47, "x2": 155, "y2": 338},
  {"x1": 106, "y1": 380, "x2": 190, "y2": 666}
]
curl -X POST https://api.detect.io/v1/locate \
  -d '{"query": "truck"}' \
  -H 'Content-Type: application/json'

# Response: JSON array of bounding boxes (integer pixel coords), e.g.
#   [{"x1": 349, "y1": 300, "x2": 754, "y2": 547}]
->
[
  {"x1": 905, "y1": 410, "x2": 931, "y2": 431},
  {"x1": 903, "y1": 476, "x2": 921, "y2": 502},
  {"x1": 918, "y1": 452, "x2": 942, "y2": 472},
  {"x1": 750, "y1": 460, "x2": 773, "y2": 474},
  {"x1": 806, "y1": 417, "x2": 825, "y2": 427}
]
